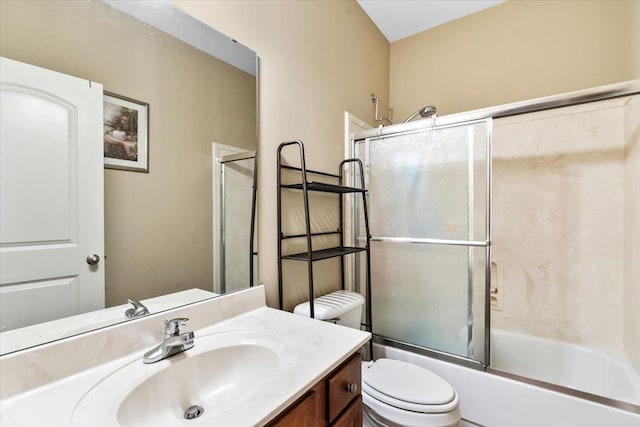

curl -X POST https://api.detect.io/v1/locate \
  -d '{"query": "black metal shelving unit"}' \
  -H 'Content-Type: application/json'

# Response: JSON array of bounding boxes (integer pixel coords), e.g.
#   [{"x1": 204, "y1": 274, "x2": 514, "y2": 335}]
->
[{"x1": 277, "y1": 140, "x2": 372, "y2": 335}]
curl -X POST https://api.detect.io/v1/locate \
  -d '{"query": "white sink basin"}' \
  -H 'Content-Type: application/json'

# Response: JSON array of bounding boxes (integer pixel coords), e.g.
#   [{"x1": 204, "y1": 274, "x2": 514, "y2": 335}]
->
[{"x1": 72, "y1": 329, "x2": 295, "y2": 427}]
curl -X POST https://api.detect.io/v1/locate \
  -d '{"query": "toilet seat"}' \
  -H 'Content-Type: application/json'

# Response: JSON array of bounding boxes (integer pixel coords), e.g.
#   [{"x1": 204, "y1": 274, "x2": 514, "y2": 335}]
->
[{"x1": 362, "y1": 359, "x2": 459, "y2": 414}]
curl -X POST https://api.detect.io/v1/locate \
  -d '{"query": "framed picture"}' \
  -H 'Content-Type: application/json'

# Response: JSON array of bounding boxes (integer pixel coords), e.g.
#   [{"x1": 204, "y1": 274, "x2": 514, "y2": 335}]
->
[{"x1": 103, "y1": 92, "x2": 149, "y2": 172}]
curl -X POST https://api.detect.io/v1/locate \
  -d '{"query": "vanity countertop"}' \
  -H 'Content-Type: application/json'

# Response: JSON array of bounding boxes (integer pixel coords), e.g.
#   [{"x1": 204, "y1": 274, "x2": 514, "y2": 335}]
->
[{"x1": 0, "y1": 286, "x2": 370, "y2": 426}]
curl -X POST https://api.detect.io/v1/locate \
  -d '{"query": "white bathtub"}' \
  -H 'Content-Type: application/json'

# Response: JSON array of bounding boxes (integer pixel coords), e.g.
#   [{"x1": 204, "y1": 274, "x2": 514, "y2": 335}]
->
[
  {"x1": 490, "y1": 329, "x2": 640, "y2": 406},
  {"x1": 374, "y1": 341, "x2": 640, "y2": 427}
]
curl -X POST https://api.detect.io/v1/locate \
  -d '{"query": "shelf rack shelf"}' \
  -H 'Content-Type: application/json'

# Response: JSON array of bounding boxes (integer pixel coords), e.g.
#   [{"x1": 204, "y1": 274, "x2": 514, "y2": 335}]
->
[
  {"x1": 280, "y1": 182, "x2": 366, "y2": 193},
  {"x1": 281, "y1": 246, "x2": 366, "y2": 262},
  {"x1": 277, "y1": 140, "x2": 372, "y2": 333}
]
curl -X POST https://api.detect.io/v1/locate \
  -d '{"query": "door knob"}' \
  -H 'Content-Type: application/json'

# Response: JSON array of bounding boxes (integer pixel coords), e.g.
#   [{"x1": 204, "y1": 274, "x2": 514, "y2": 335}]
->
[{"x1": 86, "y1": 254, "x2": 100, "y2": 265}]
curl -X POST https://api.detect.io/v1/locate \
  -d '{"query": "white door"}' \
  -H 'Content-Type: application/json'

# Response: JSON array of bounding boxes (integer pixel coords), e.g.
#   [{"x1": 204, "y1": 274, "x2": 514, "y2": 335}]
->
[
  {"x1": 343, "y1": 112, "x2": 372, "y2": 292},
  {"x1": 0, "y1": 57, "x2": 104, "y2": 332}
]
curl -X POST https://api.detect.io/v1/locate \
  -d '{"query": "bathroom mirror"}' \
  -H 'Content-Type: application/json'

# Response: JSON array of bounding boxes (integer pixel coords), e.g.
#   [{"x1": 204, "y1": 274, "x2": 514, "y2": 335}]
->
[{"x1": 0, "y1": 0, "x2": 258, "y2": 355}]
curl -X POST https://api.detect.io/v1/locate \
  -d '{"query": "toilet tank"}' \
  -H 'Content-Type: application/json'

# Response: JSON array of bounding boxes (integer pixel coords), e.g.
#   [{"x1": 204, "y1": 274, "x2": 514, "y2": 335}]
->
[{"x1": 293, "y1": 290, "x2": 364, "y2": 329}]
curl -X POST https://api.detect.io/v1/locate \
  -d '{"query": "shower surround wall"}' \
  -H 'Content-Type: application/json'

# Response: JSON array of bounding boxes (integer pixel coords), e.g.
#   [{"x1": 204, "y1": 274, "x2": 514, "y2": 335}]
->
[
  {"x1": 624, "y1": 95, "x2": 640, "y2": 373},
  {"x1": 491, "y1": 96, "x2": 638, "y2": 368}
]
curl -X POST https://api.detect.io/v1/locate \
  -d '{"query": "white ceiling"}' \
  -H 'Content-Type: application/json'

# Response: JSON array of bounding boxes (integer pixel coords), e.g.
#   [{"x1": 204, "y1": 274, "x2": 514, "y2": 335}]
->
[{"x1": 357, "y1": 0, "x2": 504, "y2": 43}]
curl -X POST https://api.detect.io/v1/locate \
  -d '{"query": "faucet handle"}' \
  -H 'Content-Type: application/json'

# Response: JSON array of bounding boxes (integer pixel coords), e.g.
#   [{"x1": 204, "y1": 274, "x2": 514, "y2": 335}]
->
[
  {"x1": 125, "y1": 298, "x2": 150, "y2": 319},
  {"x1": 164, "y1": 318, "x2": 189, "y2": 337},
  {"x1": 128, "y1": 298, "x2": 144, "y2": 309}
]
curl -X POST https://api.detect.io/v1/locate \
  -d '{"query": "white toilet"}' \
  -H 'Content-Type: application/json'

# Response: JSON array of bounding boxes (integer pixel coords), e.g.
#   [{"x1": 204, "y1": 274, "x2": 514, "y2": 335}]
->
[{"x1": 294, "y1": 290, "x2": 461, "y2": 427}]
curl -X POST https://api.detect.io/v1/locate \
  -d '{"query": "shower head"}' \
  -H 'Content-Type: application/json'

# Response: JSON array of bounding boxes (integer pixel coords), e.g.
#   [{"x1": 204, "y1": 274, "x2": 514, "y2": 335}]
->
[
  {"x1": 419, "y1": 105, "x2": 437, "y2": 118},
  {"x1": 403, "y1": 105, "x2": 437, "y2": 123}
]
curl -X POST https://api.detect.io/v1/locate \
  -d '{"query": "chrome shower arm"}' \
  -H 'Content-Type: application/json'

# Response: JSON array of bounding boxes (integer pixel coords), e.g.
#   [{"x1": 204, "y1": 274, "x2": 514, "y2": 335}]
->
[
  {"x1": 371, "y1": 94, "x2": 393, "y2": 125},
  {"x1": 403, "y1": 110, "x2": 422, "y2": 123}
]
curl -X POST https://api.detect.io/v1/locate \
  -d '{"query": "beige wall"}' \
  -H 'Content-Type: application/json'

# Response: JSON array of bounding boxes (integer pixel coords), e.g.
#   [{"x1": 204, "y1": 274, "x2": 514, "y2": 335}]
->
[
  {"x1": 390, "y1": 0, "x2": 638, "y2": 120},
  {"x1": 175, "y1": 0, "x2": 390, "y2": 308},
  {"x1": 630, "y1": 1, "x2": 640, "y2": 79},
  {"x1": 0, "y1": 1, "x2": 257, "y2": 306}
]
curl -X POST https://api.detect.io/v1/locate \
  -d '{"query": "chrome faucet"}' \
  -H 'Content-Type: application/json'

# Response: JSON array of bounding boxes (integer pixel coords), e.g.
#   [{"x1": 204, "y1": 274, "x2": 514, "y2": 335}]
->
[
  {"x1": 125, "y1": 298, "x2": 150, "y2": 319},
  {"x1": 143, "y1": 318, "x2": 195, "y2": 364}
]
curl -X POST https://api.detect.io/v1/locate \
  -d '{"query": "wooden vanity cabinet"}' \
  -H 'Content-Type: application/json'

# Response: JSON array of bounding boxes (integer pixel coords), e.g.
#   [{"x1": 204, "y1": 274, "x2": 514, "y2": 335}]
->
[{"x1": 267, "y1": 352, "x2": 362, "y2": 427}]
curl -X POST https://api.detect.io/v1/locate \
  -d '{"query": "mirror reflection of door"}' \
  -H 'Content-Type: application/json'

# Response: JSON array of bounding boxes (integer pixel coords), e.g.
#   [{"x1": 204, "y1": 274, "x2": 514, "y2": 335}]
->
[{"x1": 0, "y1": 57, "x2": 105, "y2": 332}]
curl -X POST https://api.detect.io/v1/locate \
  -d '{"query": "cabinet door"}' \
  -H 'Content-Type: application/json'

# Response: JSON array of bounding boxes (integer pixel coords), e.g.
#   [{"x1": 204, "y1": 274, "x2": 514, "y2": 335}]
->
[
  {"x1": 331, "y1": 398, "x2": 362, "y2": 427},
  {"x1": 268, "y1": 390, "x2": 319, "y2": 427}
]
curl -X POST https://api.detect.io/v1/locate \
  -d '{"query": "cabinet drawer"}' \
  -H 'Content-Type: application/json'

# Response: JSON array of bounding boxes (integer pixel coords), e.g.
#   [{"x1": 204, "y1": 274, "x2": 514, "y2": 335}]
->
[{"x1": 327, "y1": 352, "x2": 361, "y2": 422}]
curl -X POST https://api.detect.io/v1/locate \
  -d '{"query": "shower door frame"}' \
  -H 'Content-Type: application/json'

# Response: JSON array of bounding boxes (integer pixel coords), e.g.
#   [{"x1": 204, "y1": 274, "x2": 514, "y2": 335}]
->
[
  {"x1": 349, "y1": 79, "x2": 640, "y2": 413},
  {"x1": 351, "y1": 118, "x2": 492, "y2": 370},
  {"x1": 213, "y1": 146, "x2": 258, "y2": 294}
]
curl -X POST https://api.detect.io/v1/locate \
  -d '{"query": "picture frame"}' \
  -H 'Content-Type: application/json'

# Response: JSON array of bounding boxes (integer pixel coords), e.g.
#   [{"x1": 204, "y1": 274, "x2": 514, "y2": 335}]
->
[{"x1": 103, "y1": 92, "x2": 149, "y2": 172}]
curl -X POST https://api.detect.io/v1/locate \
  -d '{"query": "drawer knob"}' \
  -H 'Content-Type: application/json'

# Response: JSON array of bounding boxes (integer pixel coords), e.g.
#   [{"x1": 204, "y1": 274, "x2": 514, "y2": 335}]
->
[{"x1": 346, "y1": 382, "x2": 358, "y2": 394}]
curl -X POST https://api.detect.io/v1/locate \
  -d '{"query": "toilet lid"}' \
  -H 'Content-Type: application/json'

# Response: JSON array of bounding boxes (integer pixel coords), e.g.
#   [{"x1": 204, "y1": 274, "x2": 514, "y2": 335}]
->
[{"x1": 363, "y1": 359, "x2": 455, "y2": 406}]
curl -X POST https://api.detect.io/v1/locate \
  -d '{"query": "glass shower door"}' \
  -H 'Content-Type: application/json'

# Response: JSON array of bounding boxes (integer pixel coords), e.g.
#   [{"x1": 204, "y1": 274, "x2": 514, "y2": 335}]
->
[
  {"x1": 219, "y1": 153, "x2": 257, "y2": 293},
  {"x1": 356, "y1": 119, "x2": 491, "y2": 365}
]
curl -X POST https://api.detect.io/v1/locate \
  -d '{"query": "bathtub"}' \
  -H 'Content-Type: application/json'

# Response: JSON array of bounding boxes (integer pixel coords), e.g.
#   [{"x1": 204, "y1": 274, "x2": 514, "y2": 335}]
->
[
  {"x1": 374, "y1": 338, "x2": 640, "y2": 427},
  {"x1": 490, "y1": 329, "x2": 640, "y2": 406}
]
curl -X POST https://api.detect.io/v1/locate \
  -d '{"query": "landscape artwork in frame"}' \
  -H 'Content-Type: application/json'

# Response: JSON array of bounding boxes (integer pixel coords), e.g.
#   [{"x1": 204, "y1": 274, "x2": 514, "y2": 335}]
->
[{"x1": 103, "y1": 92, "x2": 149, "y2": 172}]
